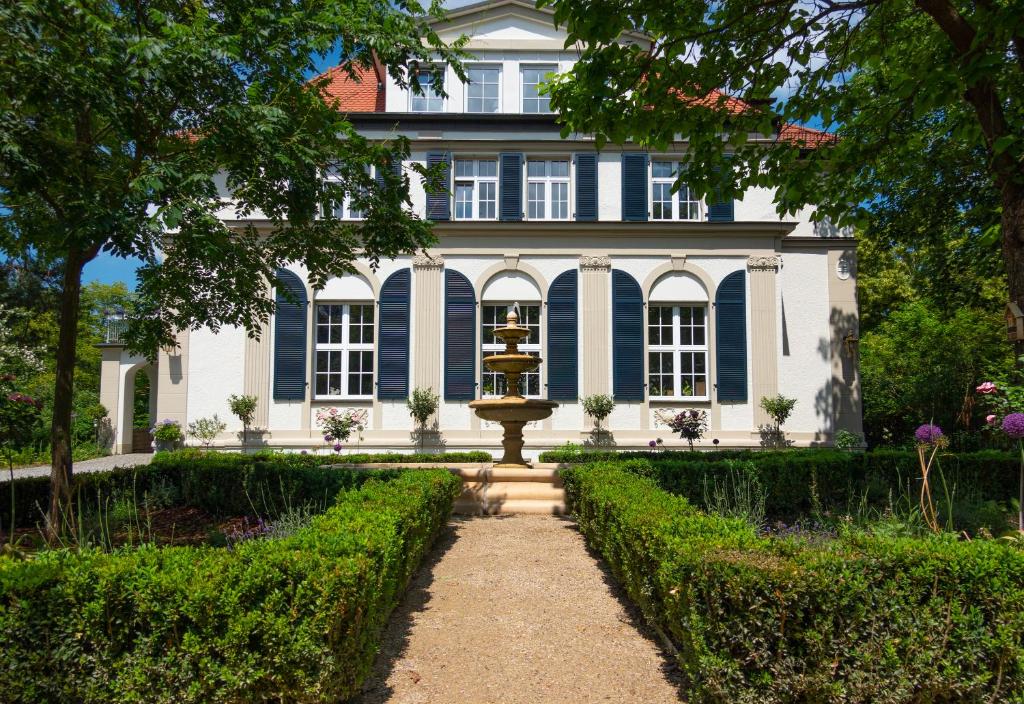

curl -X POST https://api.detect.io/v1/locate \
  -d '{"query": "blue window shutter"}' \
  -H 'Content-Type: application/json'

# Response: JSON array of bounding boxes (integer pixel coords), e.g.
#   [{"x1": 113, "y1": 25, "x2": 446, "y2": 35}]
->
[
  {"x1": 273, "y1": 268, "x2": 308, "y2": 401},
  {"x1": 499, "y1": 152, "x2": 523, "y2": 221},
  {"x1": 444, "y1": 269, "x2": 476, "y2": 400},
  {"x1": 715, "y1": 270, "x2": 747, "y2": 401},
  {"x1": 546, "y1": 269, "x2": 578, "y2": 400},
  {"x1": 707, "y1": 163, "x2": 735, "y2": 222},
  {"x1": 426, "y1": 152, "x2": 450, "y2": 221},
  {"x1": 612, "y1": 269, "x2": 644, "y2": 400},
  {"x1": 377, "y1": 268, "x2": 411, "y2": 400},
  {"x1": 621, "y1": 152, "x2": 648, "y2": 222},
  {"x1": 574, "y1": 153, "x2": 598, "y2": 221}
]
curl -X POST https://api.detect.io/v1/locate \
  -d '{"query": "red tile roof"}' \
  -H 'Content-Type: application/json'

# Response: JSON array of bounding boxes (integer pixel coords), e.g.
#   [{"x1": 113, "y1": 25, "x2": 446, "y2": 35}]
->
[{"x1": 312, "y1": 61, "x2": 385, "y2": 112}]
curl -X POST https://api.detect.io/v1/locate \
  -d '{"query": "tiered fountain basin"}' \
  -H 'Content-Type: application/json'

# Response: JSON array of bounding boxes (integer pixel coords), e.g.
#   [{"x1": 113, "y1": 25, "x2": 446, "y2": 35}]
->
[{"x1": 469, "y1": 306, "x2": 557, "y2": 468}]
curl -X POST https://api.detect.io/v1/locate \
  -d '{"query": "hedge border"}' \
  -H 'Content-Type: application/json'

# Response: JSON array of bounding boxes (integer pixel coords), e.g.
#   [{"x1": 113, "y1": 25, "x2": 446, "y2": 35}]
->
[
  {"x1": 0, "y1": 468, "x2": 462, "y2": 703},
  {"x1": 563, "y1": 463, "x2": 1024, "y2": 703}
]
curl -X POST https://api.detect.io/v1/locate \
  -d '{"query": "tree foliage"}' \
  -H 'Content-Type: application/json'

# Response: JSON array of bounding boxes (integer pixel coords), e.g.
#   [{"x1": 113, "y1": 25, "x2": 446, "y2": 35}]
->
[{"x1": 0, "y1": 0, "x2": 465, "y2": 531}]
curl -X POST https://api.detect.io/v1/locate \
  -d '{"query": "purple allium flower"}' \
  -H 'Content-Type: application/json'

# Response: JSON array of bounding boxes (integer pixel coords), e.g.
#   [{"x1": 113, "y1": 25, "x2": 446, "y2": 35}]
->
[
  {"x1": 324, "y1": 434, "x2": 333, "y2": 442},
  {"x1": 648, "y1": 440, "x2": 657, "y2": 448},
  {"x1": 914, "y1": 423, "x2": 944, "y2": 445},
  {"x1": 300, "y1": 450, "x2": 309, "y2": 455},
  {"x1": 712, "y1": 438, "x2": 720, "y2": 446},
  {"x1": 333, "y1": 443, "x2": 342, "y2": 452},
  {"x1": 1002, "y1": 413, "x2": 1024, "y2": 439}
]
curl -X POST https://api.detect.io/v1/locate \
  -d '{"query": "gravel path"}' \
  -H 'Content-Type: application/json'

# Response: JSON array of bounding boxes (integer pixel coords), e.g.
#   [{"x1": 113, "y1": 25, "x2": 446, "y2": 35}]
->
[
  {"x1": 358, "y1": 514, "x2": 683, "y2": 704},
  {"x1": 3, "y1": 453, "x2": 153, "y2": 480}
]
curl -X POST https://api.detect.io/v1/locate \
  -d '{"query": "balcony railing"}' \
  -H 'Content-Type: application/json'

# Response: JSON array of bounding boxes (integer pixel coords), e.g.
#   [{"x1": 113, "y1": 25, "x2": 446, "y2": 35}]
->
[{"x1": 104, "y1": 318, "x2": 128, "y2": 344}]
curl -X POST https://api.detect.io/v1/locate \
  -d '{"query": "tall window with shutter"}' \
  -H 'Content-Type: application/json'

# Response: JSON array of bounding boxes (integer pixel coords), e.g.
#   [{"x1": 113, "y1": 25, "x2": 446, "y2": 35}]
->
[
  {"x1": 574, "y1": 153, "x2": 598, "y2": 221},
  {"x1": 715, "y1": 270, "x2": 747, "y2": 401},
  {"x1": 547, "y1": 269, "x2": 578, "y2": 400},
  {"x1": 444, "y1": 270, "x2": 477, "y2": 400},
  {"x1": 273, "y1": 269, "x2": 308, "y2": 401},
  {"x1": 377, "y1": 269, "x2": 411, "y2": 400},
  {"x1": 621, "y1": 153, "x2": 649, "y2": 222},
  {"x1": 612, "y1": 269, "x2": 644, "y2": 400}
]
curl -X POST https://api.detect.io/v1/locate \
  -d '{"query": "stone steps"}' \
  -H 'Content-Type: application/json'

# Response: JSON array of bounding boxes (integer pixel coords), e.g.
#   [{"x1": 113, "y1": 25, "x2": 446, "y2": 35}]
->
[{"x1": 452, "y1": 463, "x2": 566, "y2": 516}]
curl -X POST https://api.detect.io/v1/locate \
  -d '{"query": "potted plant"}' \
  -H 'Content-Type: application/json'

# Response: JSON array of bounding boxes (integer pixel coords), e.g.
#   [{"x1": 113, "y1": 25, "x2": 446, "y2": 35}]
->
[
  {"x1": 228, "y1": 394, "x2": 258, "y2": 449},
  {"x1": 407, "y1": 387, "x2": 440, "y2": 452},
  {"x1": 759, "y1": 394, "x2": 797, "y2": 448},
  {"x1": 665, "y1": 409, "x2": 708, "y2": 450},
  {"x1": 187, "y1": 414, "x2": 226, "y2": 450},
  {"x1": 582, "y1": 394, "x2": 615, "y2": 432},
  {"x1": 315, "y1": 407, "x2": 364, "y2": 454},
  {"x1": 152, "y1": 419, "x2": 183, "y2": 452}
]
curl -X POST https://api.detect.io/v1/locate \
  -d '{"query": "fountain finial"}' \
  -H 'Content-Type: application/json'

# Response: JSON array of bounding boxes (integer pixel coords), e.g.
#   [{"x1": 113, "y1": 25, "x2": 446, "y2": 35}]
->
[{"x1": 507, "y1": 302, "x2": 520, "y2": 327}]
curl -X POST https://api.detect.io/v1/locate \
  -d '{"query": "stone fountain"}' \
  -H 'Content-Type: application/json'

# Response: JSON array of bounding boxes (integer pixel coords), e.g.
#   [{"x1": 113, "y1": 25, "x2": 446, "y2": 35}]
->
[{"x1": 470, "y1": 305, "x2": 557, "y2": 468}]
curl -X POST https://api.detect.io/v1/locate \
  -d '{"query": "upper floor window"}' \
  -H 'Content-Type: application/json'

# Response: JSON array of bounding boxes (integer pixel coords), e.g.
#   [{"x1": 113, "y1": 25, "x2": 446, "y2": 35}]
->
[
  {"x1": 526, "y1": 159, "x2": 570, "y2": 220},
  {"x1": 521, "y1": 66, "x2": 553, "y2": 113},
  {"x1": 324, "y1": 164, "x2": 371, "y2": 220},
  {"x1": 410, "y1": 67, "x2": 445, "y2": 112},
  {"x1": 454, "y1": 159, "x2": 498, "y2": 220},
  {"x1": 648, "y1": 304, "x2": 708, "y2": 399},
  {"x1": 482, "y1": 303, "x2": 542, "y2": 397},
  {"x1": 466, "y1": 66, "x2": 500, "y2": 113},
  {"x1": 651, "y1": 161, "x2": 701, "y2": 221},
  {"x1": 315, "y1": 303, "x2": 375, "y2": 398}
]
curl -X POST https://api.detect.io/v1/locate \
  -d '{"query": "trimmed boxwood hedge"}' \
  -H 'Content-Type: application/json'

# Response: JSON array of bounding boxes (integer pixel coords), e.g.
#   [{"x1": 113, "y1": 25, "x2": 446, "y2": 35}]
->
[
  {"x1": 544, "y1": 448, "x2": 1019, "y2": 519},
  {"x1": 1, "y1": 449, "x2": 484, "y2": 530},
  {"x1": 0, "y1": 468, "x2": 462, "y2": 703},
  {"x1": 563, "y1": 463, "x2": 1024, "y2": 703}
]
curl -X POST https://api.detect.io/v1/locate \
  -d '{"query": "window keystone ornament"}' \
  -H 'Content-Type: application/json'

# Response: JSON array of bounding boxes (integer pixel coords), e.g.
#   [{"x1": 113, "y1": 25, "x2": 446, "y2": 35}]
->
[
  {"x1": 580, "y1": 255, "x2": 611, "y2": 270},
  {"x1": 747, "y1": 255, "x2": 781, "y2": 271}
]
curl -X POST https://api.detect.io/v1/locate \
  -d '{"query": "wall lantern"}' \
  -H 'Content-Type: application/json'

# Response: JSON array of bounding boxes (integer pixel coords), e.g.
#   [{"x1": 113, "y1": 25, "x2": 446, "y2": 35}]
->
[
  {"x1": 843, "y1": 330, "x2": 859, "y2": 358},
  {"x1": 1006, "y1": 302, "x2": 1024, "y2": 343}
]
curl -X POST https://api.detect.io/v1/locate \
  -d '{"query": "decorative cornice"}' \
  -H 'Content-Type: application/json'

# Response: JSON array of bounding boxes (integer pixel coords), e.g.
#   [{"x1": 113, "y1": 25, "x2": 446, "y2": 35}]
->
[
  {"x1": 412, "y1": 253, "x2": 445, "y2": 269},
  {"x1": 580, "y1": 255, "x2": 612, "y2": 270},
  {"x1": 747, "y1": 255, "x2": 781, "y2": 271}
]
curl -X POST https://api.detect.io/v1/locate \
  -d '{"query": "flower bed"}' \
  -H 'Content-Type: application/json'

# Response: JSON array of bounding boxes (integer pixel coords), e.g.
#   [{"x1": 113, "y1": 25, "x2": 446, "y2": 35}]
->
[
  {"x1": 562, "y1": 463, "x2": 1024, "y2": 702},
  {"x1": 1, "y1": 449, "x2": 488, "y2": 530},
  {"x1": 541, "y1": 447, "x2": 1019, "y2": 529},
  {"x1": 0, "y1": 469, "x2": 461, "y2": 703}
]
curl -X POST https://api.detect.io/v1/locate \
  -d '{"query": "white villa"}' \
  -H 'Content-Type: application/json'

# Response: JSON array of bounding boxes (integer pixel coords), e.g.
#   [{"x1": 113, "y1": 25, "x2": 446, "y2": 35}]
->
[{"x1": 98, "y1": 0, "x2": 861, "y2": 458}]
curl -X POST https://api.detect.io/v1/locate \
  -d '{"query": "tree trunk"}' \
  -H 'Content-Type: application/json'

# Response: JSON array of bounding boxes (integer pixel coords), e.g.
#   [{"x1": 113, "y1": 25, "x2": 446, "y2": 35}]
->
[
  {"x1": 46, "y1": 250, "x2": 86, "y2": 540},
  {"x1": 1002, "y1": 185, "x2": 1024, "y2": 361}
]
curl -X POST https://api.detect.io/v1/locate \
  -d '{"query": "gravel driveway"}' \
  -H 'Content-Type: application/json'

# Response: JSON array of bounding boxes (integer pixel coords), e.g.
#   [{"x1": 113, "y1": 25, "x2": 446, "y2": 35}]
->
[
  {"x1": 4, "y1": 453, "x2": 153, "y2": 481},
  {"x1": 358, "y1": 514, "x2": 683, "y2": 703}
]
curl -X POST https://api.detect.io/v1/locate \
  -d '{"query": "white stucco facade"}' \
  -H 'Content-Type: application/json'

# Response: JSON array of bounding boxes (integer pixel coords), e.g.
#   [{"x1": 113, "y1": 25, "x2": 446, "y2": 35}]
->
[{"x1": 98, "y1": 0, "x2": 861, "y2": 458}]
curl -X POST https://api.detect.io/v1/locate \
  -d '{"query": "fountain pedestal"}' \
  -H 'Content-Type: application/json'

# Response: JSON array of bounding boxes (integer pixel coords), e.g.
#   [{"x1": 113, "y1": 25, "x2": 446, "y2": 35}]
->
[{"x1": 469, "y1": 307, "x2": 557, "y2": 468}]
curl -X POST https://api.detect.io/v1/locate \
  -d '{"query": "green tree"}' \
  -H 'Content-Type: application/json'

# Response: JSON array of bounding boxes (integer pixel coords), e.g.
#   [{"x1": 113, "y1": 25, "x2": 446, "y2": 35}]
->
[
  {"x1": 0, "y1": 0, "x2": 464, "y2": 535},
  {"x1": 859, "y1": 301, "x2": 1010, "y2": 446},
  {"x1": 539, "y1": 0, "x2": 1023, "y2": 331}
]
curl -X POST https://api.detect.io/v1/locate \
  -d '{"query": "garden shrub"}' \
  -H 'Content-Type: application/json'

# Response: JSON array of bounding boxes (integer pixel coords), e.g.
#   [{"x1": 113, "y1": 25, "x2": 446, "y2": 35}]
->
[
  {"x1": 0, "y1": 468, "x2": 462, "y2": 703},
  {"x1": 2, "y1": 449, "x2": 484, "y2": 529},
  {"x1": 563, "y1": 464, "x2": 1024, "y2": 703},
  {"x1": 545, "y1": 447, "x2": 1019, "y2": 528}
]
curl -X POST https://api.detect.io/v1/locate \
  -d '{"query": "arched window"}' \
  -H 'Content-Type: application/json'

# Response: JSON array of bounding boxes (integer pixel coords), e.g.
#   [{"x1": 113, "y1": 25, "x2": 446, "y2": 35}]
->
[
  {"x1": 648, "y1": 273, "x2": 709, "y2": 400},
  {"x1": 313, "y1": 275, "x2": 375, "y2": 399},
  {"x1": 481, "y1": 271, "x2": 542, "y2": 398}
]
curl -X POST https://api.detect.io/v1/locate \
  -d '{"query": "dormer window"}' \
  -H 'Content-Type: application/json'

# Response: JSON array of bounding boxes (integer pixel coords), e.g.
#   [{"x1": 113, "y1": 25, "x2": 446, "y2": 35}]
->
[
  {"x1": 466, "y1": 66, "x2": 500, "y2": 113},
  {"x1": 410, "y1": 66, "x2": 445, "y2": 112},
  {"x1": 521, "y1": 66, "x2": 554, "y2": 113}
]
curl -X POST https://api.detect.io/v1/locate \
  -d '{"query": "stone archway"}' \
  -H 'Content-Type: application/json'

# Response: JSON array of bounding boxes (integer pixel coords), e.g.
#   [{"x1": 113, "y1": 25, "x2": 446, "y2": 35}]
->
[{"x1": 117, "y1": 362, "x2": 157, "y2": 454}]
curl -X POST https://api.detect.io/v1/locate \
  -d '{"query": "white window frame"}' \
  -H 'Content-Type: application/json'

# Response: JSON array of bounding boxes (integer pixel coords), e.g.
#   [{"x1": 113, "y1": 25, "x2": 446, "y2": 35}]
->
[
  {"x1": 453, "y1": 158, "x2": 498, "y2": 220},
  {"x1": 647, "y1": 303, "x2": 709, "y2": 401},
  {"x1": 650, "y1": 160, "x2": 703, "y2": 221},
  {"x1": 481, "y1": 302, "x2": 542, "y2": 399},
  {"x1": 465, "y1": 65, "x2": 502, "y2": 113},
  {"x1": 314, "y1": 302, "x2": 375, "y2": 400},
  {"x1": 324, "y1": 164, "x2": 374, "y2": 221},
  {"x1": 520, "y1": 64, "x2": 555, "y2": 114},
  {"x1": 410, "y1": 66, "x2": 445, "y2": 112},
  {"x1": 525, "y1": 158, "x2": 571, "y2": 221}
]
